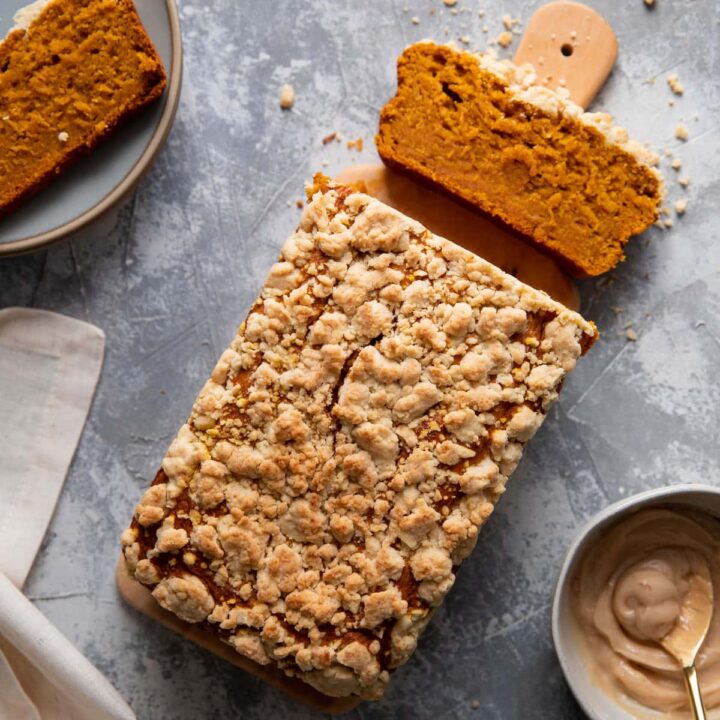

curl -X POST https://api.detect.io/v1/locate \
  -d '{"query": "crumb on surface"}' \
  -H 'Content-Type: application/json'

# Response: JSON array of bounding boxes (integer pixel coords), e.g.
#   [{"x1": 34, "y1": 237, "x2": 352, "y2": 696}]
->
[
  {"x1": 644, "y1": 0, "x2": 655, "y2": 6},
  {"x1": 667, "y1": 73, "x2": 684, "y2": 95},
  {"x1": 322, "y1": 131, "x2": 339, "y2": 145},
  {"x1": 411, "y1": 15, "x2": 420, "y2": 24},
  {"x1": 459, "y1": 35, "x2": 471, "y2": 44},
  {"x1": 675, "y1": 123, "x2": 689, "y2": 141},
  {"x1": 347, "y1": 137, "x2": 364, "y2": 152},
  {"x1": 675, "y1": 198, "x2": 688, "y2": 215},
  {"x1": 626, "y1": 328, "x2": 638, "y2": 341},
  {"x1": 57, "y1": 131, "x2": 69, "y2": 143},
  {"x1": 679, "y1": 176, "x2": 690, "y2": 187},
  {"x1": 443, "y1": 0, "x2": 458, "y2": 5},
  {"x1": 279, "y1": 84, "x2": 295, "y2": 109},
  {"x1": 502, "y1": 14, "x2": 520, "y2": 30},
  {"x1": 670, "y1": 158, "x2": 682, "y2": 170},
  {"x1": 471, "y1": 699, "x2": 481, "y2": 709},
  {"x1": 296, "y1": 199, "x2": 304, "y2": 208},
  {"x1": 497, "y1": 31, "x2": 513, "y2": 47},
  {"x1": 664, "y1": 218, "x2": 674, "y2": 228}
]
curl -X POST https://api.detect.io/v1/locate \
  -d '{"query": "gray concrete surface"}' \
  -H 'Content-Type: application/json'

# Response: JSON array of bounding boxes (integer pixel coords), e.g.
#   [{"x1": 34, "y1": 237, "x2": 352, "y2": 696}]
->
[{"x1": 1, "y1": 0, "x2": 719, "y2": 718}]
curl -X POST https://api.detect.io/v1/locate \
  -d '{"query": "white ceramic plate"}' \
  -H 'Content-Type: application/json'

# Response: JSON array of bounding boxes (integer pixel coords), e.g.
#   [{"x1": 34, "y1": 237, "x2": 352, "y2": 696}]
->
[{"x1": 0, "y1": 0, "x2": 182, "y2": 256}]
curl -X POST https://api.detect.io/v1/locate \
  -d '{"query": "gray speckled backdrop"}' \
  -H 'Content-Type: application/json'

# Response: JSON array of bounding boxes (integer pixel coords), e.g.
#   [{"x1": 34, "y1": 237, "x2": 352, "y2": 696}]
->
[{"x1": 1, "y1": 0, "x2": 719, "y2": 718}]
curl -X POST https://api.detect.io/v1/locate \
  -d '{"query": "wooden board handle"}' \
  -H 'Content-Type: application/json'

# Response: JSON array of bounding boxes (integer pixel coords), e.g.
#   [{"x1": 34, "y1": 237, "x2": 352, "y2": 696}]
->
[{"x1": 513, "y1": 1, "x2": 618, "y2": 109}]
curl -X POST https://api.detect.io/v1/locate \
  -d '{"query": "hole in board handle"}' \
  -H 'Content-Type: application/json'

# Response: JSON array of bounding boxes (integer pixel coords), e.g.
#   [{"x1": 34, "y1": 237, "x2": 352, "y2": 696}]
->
[{"x1": 561, "y1": 43, "x2": 574, "y2": 57}]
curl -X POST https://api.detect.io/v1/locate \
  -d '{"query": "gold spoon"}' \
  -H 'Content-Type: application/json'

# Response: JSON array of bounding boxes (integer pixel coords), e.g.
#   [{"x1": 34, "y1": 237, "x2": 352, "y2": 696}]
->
[{"x1": 660, "y1": 563, "x2": 714, "y2": 720}]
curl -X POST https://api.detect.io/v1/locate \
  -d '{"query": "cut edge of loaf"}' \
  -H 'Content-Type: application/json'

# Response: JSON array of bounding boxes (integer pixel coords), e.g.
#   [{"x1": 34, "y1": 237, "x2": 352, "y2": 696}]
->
[{"x1": 376, "y1": 41, "x2": 663, "y2": 277}]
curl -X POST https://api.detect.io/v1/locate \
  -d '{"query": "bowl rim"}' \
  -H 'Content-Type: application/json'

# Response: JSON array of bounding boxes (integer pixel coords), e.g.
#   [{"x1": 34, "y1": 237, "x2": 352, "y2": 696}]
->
[
  {"x1": 0, "y1": 0, "x2": 183, "y2": 257},
  {"x1": 552, "y1": 483, "x2": 720, "y2": 720}
]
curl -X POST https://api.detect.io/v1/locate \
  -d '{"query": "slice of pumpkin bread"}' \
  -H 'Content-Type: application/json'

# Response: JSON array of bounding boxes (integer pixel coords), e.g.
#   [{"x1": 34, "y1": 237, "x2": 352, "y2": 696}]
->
[
  {"x1": 377, "y1": 42, "x2": 662, "y2": 277},
  {"x1": 0, "y1": 0, "x2": 166, "y2": 217}
]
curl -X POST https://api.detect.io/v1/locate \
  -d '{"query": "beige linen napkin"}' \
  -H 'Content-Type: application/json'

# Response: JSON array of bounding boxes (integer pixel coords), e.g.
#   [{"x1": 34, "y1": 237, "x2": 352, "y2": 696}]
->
[{"x1": 0, "y1": 307, "x2": 135, "y2": 720}]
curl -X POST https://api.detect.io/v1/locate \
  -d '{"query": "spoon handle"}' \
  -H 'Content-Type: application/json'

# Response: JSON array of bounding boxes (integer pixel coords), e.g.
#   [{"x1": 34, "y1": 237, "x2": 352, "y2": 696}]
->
[{"x1": 684, "y1": 665, "x2": 708, "y2": 720}]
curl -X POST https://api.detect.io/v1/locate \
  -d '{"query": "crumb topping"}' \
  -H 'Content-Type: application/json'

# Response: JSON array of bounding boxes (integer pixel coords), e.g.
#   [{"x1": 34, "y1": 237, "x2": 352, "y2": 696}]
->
[
  {"x1": 471, "y1": 46, "x2": 662, "y2": 173},
  {"x1": 675, "y1": 123, "x2": 689, "y2": 141},
  {"x1": 279, "y1": 84, "x2": 295, "y2": 110},
  {"x1": 667, "y1": 73, "x2": 684, "y2": 95},
  {"x1": 122, "y1": 180, "x2": 596, "y2": 699}
]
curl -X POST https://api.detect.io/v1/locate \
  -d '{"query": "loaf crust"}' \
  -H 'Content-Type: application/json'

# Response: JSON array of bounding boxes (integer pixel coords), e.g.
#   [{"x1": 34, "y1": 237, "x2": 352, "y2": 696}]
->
[
  {"x1": 376, "y1": 42, "x2": 662, "y2": 277},
  {"x1": 0, "y1": 0, "x2": 166, "y2": 217},
  {"x1": 122, "y1": 178, "x2": 597, "y2": 700}
]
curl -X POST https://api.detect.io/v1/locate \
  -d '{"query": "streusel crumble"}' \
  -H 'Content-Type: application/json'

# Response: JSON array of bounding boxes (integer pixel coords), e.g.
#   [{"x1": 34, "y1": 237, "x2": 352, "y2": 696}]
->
[{"x1": 122, "y1": 177, "x2": 596, "y2": 700}]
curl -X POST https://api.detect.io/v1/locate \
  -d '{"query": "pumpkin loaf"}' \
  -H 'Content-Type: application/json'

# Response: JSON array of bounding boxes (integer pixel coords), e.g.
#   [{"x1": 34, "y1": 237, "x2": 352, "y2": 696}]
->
[
  {"x1": 0, "y1": 0, "x2": 166, "y2": 218},
  {"x1": 377, "y1": 42, "x2": 663, "y2": 277},
  {"x1": 121, "y1": 177, "x2": 597, "y2": 701}
]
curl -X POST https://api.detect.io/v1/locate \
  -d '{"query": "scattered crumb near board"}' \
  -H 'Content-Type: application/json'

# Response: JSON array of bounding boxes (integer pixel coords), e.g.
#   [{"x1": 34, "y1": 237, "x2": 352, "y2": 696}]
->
[
  {"x1": 443, "y1": 0, "x2": 458, "y2": 6},
  {"x1": 662, "y1": 206, "x2": 671, "y2": 217},
  {"x1": 664, "y1": 218, "x2": 674, "y2": 228},
  {"x1": 411, "y1": 15, "x2": 420, "y2": 24},
  {"x1": 459, "y1": 35, "x2": 471, "y2": 44},
  {"x1": 644, "y1": 0, "x2": 655, "y2": 6},
  {"x1": 679, "y1": 176, "x2": 690, "y2": 187},
  {"x1": 671, "y1": 158, "x2": 682, "y2": 170},
  {"x1": 610, "y1": 306, "x2": 625, "y2": 315},
  {"x1": 626, "y1": 328, "x2": 638, "y2": 342},
  {"x1": 478, "y1": 9, "x2": 485, "y2": 17},
  {"x1": 497, "y1": 31, "x2": 513, "y2": 47},
  {"x1": 279, "y1": 84, "x2": 294, "y2": 109},
  {"x1": 675, "y1": 198, "x2": 688, "y2": 215},
  {"x1": 502, "y1": 14, "x2": 520, "y2": 30},
  {"x1": 667, "y1": 73, "x2": 684, "y2": 95},
  {"x1": 675, "y1": 123, "x2": 689, "y2": 141},
  {"x1": 471, "y1": 699, "x2": 481, "y2": 709},
  {"x1": 322, "y1": 131, "x2": 340, "y2": 145},
  {"x1": 347, "y1": 137, "x2": 364, "y2": 151},
  {"x1": 296, "y1": 199, "x2": 304, "y2": 208}
]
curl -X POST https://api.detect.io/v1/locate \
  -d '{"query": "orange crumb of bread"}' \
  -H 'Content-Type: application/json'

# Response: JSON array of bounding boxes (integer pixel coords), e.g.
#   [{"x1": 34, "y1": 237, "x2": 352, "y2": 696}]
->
[
  {"x1": 0, "y1": 0, "x2": 166, "y2": 217},
  {"x1": 376, "y1": 43, "x2": 662, "y2": 277}
]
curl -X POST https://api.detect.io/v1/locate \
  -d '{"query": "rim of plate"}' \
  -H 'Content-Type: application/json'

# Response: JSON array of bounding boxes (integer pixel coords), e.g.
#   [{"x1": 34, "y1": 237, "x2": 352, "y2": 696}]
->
[{"x1": 0, "y1": 0, "x2": 182, "y2": 257}]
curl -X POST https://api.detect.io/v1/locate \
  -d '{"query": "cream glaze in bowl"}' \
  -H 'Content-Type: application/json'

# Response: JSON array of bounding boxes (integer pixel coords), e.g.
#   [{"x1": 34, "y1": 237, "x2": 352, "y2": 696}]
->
[{"x1": 553, "y1": 484, "x2": 720, "y2": 720}]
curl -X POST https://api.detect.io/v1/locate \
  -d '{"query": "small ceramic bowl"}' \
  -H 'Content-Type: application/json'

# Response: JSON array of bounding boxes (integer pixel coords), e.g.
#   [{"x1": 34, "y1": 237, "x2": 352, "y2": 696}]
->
[{"x1": 552, "y1": 484, "x2": 720, "y2": 720}]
